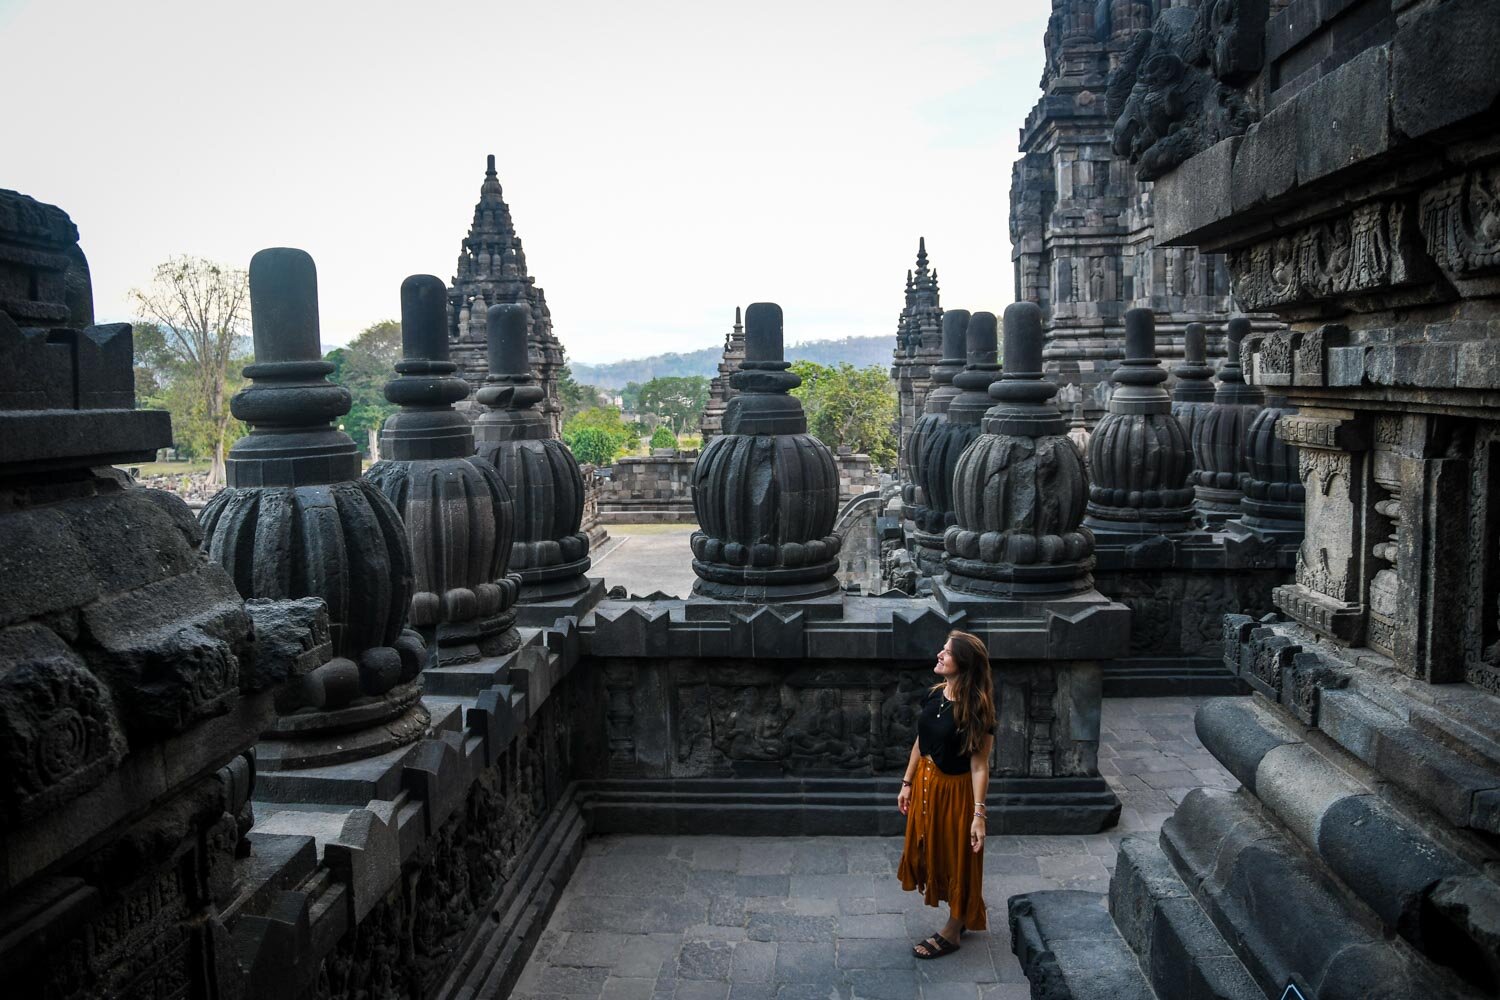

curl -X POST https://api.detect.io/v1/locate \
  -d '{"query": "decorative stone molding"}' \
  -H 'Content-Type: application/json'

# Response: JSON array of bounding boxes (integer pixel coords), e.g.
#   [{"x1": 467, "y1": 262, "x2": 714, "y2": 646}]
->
[
  {"x1": 1420, "y1": 164, "x2": 1500, "y2": 280},
  {"x1": 1226, "y1": 201, "x2": 1429, "y2": 313},
  {"x1": 690, "y1": 303, "x2": 841, "y2": 602},
  {"x1": 1084, "y1": 308, "x2": 1195, "y2": 537},
  {"x1": 942, "y1": 303, "x2": 1095, "y2": 598},
  {"x1": 907, "y1": 308, "x2": 971, "y2": 576},
  {"x1": 472, "y1": 302, "x2": 592, "y2": 605},
  {"x1": 365, "y1": 275, "x2": 521, "y2": 664},
  {"x1": 200, "y1": 249, "x2": 427, "y2": 769}
]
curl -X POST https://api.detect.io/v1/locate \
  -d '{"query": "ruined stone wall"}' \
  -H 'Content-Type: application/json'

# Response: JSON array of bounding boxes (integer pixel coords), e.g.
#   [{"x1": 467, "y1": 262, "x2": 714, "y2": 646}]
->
[{"x1": 596, "y1": 451, "x2": 699, "y2": 523}]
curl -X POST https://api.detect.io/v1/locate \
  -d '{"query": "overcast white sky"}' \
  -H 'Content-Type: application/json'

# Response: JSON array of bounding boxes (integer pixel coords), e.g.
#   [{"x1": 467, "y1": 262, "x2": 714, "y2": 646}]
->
[{"x1": 0, "y1": 0, "x2": 1048, "y2": 363}]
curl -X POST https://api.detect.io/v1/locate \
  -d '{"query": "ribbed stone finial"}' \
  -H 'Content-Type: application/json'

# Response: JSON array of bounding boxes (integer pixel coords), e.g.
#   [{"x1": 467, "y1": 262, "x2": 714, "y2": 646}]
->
[
  {"x1": 690, "y1": 302, "x2": 841, "y2": 601},
  {"x1": 1084, "y1": 308, "x2": 1195, "y2": 537},
  {"x1": 1189, "y1": 316, "x2": 1265, "y2": 523},
  {"x1": 473, "y1": 302, "x2": 591, "y2": 605},
  {"x1": 941, "y1": 301, "x2": 1094, "y2": 597},
  {"x1": 202, "y1": 249, "x2": 427, "y2": 770},
  {"x1": 907, "y1": 308, "x2": 976, "y2": 576},
  {"x1": 365, "y1": 275, "x2": 522, "y2": 660},
  {"x1": 947, "y1": 311, "x2": 1000, "y2": 426}
]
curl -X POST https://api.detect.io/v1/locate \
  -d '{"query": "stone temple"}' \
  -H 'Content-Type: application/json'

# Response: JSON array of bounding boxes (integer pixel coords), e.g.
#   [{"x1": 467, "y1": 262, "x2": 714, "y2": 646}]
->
[{"x1": 0, "y1": 2, "x2": 1497, "y2": 999}]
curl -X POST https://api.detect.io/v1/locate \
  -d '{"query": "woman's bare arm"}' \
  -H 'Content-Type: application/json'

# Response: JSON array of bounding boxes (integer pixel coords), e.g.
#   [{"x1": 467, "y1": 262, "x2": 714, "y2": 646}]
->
[{"x1": 969, "y1": 734, "x2": 993, "y2": 850}]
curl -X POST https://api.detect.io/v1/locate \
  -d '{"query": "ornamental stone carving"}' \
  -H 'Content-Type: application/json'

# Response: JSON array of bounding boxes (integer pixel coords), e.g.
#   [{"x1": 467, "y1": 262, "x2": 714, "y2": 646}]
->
[
  {"x1": 473, "y1": 302, "x2": 592, "y2": 604},
  {"x1": 365, "y1": 275, "x2": 522, "y2": 663},
  {"x1": 907, "y1": 308, "x2": 971, "y2": 577},
  {"x1": 1084, "y1": 308, "x2": 1196, "y2": 537},
  {"x1": 690, "y1": 302, "x2": 841, "y2": 601},
  {"x1": 200, "y1": 248, "x2": 427, "y2": 768},
  {"x1": 942, "y1": 303, "x2": 1094, "y2": 598},
  {"x1": 1189, "y1": 317, "x2": 1262, "y2": 523},
  {"x1": 1108, "y1": 2, "x2": 1264, "y2": 181}
]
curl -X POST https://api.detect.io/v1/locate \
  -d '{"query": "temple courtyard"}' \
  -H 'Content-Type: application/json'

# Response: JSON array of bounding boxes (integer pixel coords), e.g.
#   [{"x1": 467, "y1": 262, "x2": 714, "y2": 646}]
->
[{"x1": 514, "y1": 696, "x2": 1233, "y2": 1000}]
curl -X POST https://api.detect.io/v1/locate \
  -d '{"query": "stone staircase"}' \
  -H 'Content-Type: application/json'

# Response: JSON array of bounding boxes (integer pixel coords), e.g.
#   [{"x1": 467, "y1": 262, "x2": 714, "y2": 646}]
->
[{"x1": 1010, "y1": 623, "x2": 1500, "y2": 1000}]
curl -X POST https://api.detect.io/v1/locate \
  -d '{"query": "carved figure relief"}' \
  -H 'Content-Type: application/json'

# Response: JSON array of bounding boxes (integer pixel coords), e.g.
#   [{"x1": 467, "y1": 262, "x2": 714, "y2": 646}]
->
[
  {"x1": 1420, "y1": 165, "x2": 1500, "y2": 278},
  {"x1": 1227, "y1": 202, "x2": 1427, "y2": 311},
  {"x1": 1107, "y1": 4, "x2": 1263, "y2": 181},
  {"x1": 1296, "y1": 451, "x2": 1356, "y2": 602}
]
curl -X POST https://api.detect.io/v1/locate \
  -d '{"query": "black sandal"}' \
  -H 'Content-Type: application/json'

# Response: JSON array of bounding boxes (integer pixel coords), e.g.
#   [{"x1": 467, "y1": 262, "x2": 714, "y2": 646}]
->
[{"x1": 913, "y1": 933, "x2": 960, "y2": 959}]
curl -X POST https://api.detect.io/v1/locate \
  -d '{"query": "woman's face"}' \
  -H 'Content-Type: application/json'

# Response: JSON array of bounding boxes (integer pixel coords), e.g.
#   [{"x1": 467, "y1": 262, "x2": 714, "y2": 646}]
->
[{"x1": 934, "y1": 639, "x2": 957, "y2": 678}]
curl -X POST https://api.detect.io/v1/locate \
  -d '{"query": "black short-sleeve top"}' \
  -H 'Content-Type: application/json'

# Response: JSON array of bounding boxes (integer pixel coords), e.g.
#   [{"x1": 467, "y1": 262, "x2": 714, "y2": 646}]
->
[{"x1": 917, "y1": 688, "x2": 990, "y2": 775}]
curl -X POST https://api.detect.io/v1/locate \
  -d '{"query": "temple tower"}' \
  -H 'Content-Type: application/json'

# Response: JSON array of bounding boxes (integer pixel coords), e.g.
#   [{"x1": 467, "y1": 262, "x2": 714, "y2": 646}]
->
[
  {"x1": 1010, "y1": 0, "x2": 1243, "y2": 421},
  {"x1": 700, "y1": 306, "x2": 745, "y2": 441},
  {"x1": 448, "y1": 154, "x2": 565, "y2": 436},
  {"x1": 892, "y1": 239, "x2": 944, "y2": 473}
]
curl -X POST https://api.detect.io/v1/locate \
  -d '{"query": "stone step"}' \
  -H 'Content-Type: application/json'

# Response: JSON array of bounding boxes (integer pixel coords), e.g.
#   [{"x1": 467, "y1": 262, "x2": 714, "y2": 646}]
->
[
  {"x1": 1008, "y1": 890, "x2": 1157, "y2": 1000},
  {"x1": 1194, "y1": 695, "x2": 1498, "y2": 984},
  {"x1": 1108, "y1": 836, "x2": 1262, "y2": 1000},
  {"x1": 1161, "y1": 786, "x2": 1490, "y2": 999}
]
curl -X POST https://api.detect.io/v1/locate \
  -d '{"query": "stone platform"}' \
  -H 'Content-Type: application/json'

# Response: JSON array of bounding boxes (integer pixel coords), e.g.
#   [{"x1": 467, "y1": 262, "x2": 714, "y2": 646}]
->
[{"x1": 511, "y1": 696, "x2": 1236, "y2": 1000}]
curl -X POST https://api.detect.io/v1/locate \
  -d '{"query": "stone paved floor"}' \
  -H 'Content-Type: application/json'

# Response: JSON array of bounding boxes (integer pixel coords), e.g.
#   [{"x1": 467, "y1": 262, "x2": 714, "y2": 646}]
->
[
  {"x1": 590, "y1": 523, "x2": 699, "y2": 599},
  {"x1": 511, "y1": 696, "x2": 1238, "y2": 999}
]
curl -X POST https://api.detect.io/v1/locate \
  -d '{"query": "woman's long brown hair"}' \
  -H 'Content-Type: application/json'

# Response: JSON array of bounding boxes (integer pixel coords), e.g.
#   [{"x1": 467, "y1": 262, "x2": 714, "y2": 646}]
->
[{"x1": 931, "y1": 630, "x2": 997, "y2": 756}]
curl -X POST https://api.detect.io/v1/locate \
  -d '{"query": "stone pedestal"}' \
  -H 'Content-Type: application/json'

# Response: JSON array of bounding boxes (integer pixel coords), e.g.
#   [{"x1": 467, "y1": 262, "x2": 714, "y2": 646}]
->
[
  {"x1": 365, "y1": 274, "x2": 522, "y2": 670},
  {"x1": 473, "y1": 302, "x2": 601, "y2": 624},
  {"x1": 907, "y1": 308, "x2": 972, "y2": 577},
  {"x1": 201, "y1": 248, "x2": 428, "y2": 773},
  {"x1": 690, "y1": 302, "x2": 842, "y2": 603}
]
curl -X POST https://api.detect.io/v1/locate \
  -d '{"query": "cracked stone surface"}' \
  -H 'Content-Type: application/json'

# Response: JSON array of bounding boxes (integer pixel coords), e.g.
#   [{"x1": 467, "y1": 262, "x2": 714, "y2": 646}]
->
[{"x1": 513, "y1": 696, "x2": 1237, "y2": 999}]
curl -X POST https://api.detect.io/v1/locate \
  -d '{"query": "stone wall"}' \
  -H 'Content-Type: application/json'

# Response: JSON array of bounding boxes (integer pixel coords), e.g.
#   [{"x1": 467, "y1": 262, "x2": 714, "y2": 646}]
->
[{"x1": 596, "y1": 450, "x2": 698, "y2": 523}]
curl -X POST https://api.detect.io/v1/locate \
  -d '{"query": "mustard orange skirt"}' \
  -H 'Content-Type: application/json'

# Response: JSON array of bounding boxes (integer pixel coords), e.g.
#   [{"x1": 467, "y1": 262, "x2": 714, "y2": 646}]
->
[{"x1": 896, "y1": 756, "x2": 987, "y2": 930}]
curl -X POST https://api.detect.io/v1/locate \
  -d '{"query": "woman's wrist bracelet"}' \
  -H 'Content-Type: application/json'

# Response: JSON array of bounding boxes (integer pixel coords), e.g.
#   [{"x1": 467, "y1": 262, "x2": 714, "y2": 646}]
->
[{"x1": 901, "y1": 779, "x2": 913, "y2": 786}]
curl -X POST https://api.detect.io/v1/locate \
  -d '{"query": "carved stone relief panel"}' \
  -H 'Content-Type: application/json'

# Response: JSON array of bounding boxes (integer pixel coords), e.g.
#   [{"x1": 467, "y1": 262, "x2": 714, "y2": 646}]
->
[
  {"x1": 1227, "y1": 201, "x2": 1428, "y2": 312},
  {"x1": 1420, "y1": 164, "x2": 1500, "y2": 280},
  {"x1": 1295, "y1": 450, "x2": 1363, "y2": 609}
]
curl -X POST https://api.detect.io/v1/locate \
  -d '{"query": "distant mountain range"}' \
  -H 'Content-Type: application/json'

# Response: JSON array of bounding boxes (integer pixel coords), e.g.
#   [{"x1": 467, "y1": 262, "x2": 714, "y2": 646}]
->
[{"x1": 569, "y1": 335, "x2": 892, "y2": 389}]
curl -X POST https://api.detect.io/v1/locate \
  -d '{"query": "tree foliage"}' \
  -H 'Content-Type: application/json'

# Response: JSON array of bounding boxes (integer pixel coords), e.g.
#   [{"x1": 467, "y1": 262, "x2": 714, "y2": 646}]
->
[
  {"x1": 790, "y1": 361, "x2": 898, "y2": 468},
  {"x1": 562, "y1": 405, "x2": 640, "y2": 466},
  {"x1": 649, "y1": 426, "x2": 678, "y2": 450},
  {"x1": 636, "y1": 375, "x2": 709, "y2": 434},
  {"x1": 130, "y1": 256, "x2": 250, "y2": 484},
  {"x1": 325, "y1": 319, "x2": 401, "y2": 456},
  {"x1": 557, "y1": 362, "x2": 604, "y2": 420}
]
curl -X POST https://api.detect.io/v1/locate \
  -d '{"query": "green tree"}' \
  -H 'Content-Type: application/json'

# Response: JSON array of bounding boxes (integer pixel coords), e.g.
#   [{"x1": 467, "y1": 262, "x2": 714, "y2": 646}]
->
[
  {"x1": 557, "y1": 362, "x2": 604, "y2": 420},
  {"x1": 326, "y1": 319, "x2": 402, "y2": 456},
  {"x1": 649, "y1": 426, "x2": 678, "y2": 450},
  {"x1": 620, "y1": 381, "x2": 644, "y2": 412},
  {"x1": 131, "y1": 256, "x2": 250, "y2": 485},
  {"x1": 562, "y1": 405, "x2": 640, "y2": 465},
  {"x1": 637, "y1": 375, "x2": 710, "y2": 434},
  {"x1": 790, "y1": 361, "x2": 898, "y2": 468},
  {"x1": 566, "y1": 427, "x2": 617, "y2": 467}
]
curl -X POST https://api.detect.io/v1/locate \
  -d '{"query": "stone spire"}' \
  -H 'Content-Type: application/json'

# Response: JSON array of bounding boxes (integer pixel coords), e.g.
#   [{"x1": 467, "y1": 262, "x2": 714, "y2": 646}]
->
[
  {"x1": 1083, "y1": 308, "x2": 1196, "y2": 538},
  {"x1": 1170, "y1": 322, "x2": 1218, "y2": 518},
  {"x1": 908, "y1": 309, "x2": 978, "y2": 577},
  {"x1": 690, "y1": 302, "x2": 841, "y2": 601},
  {"x1": 448, "y1": 154, "x2": 565, "y2": 436},
  {"x1": 200, "y1": 248, "x2": 427, "y2": 769},
  {"x1": 473, "y1": 302, "x2": 594, "y2": 611},
  {"x1": 893, "y1": 240, "x2": 945, "y2": 501},
  {"x1": 700, "y1": 306, "x2": 745, "y2": 441},
  {"x1": 941, "y1": 303, "x2": 1095, "y2": 597},
  {"x1": 365, "y1": 275, "x2": 522, "y2": 663},
  {"x1": 1189, "y1": 316, "x2": 1264, "y2": 524}
]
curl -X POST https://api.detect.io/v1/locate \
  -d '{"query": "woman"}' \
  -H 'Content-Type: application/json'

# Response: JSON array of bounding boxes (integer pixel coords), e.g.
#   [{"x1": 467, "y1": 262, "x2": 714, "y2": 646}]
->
[{"x1": 896, "y1": 630, "x2": 996, "y2": 959}]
